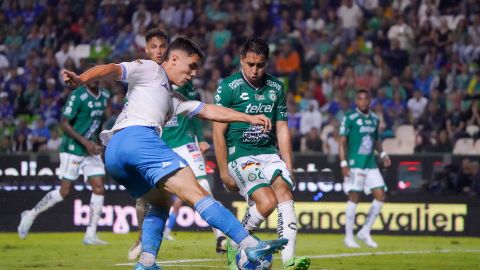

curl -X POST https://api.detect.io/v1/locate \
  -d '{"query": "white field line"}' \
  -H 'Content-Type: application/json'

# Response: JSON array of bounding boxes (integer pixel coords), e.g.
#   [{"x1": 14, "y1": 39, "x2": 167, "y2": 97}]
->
[{"x1": 114, "y1": 249, "x2": 480, "y2": 267}]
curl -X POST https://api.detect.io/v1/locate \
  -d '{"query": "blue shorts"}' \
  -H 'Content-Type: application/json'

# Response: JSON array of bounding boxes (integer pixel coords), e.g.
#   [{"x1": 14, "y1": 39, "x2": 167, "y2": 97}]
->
[{"x1": 105, "y1": 126, "x2": 187, "y2": 198}]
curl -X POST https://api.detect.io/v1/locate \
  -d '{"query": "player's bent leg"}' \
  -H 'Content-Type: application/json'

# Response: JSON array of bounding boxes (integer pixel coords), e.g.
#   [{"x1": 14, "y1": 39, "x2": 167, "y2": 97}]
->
[
  {"x1": 18, "y1": 180, "x2": 71, "y2": 239},
  {"x1": 358, "y1": 188, "x2": 385, "y2": 248},
  {"x1": 163, "y1": 167, "x2": 288, "y2": 263}
]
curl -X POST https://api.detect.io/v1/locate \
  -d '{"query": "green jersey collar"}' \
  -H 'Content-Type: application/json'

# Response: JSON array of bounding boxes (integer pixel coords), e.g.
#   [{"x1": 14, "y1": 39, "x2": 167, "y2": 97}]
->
[
  {"x1": 86, "y1": 86, "x2": 101, "y2": 100},
  {"x1": 355, "y1": 107, "x2": 371, "y2": 118}
]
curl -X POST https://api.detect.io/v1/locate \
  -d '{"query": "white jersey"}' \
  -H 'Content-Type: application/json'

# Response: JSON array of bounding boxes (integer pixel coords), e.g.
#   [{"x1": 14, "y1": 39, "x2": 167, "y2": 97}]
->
[{"x1": 100, "y1": 59, "x2": 204, "y2": 145}]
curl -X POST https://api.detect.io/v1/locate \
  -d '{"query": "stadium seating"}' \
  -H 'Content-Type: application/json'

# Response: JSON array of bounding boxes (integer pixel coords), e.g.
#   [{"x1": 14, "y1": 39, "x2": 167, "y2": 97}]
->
[
  {"x1": 453, "y1": 138, "x2": 476, "y2": 155},
  {"x1": 466, "y1": 125, "x2": 479, "y2": 138}
]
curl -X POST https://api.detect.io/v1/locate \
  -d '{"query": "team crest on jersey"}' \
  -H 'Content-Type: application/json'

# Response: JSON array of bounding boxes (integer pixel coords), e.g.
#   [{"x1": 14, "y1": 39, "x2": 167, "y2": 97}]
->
[
  {"x1": 267, "y1": 89, "x2": 277, "y2": 102},
  {"x1": 241, "y1": 160, "x2": 260, "y2": 170}
]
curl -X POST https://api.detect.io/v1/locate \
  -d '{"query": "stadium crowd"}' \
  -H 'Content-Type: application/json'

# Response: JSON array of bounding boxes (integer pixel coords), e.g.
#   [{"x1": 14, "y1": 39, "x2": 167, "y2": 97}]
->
[{"x1": 0, "y1": 0, "x2": 479, "y2": 193}]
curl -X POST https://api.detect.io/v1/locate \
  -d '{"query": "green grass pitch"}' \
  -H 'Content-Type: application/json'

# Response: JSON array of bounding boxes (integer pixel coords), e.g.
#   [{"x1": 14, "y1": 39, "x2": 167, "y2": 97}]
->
[{"x1": 1, "y1": 232, "x2": 479, "y2": 269}]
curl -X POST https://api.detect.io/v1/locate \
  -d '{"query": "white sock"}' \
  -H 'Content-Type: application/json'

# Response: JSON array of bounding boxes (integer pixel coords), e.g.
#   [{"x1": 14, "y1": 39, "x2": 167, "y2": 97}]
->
[
  {"x1": 31, "y1": 189, "x2": 63, "y2": 217},
  {"x1": 213, "y1": 228, "x2": 225, "y2": 239},
  {"x1": 231, "y1": 204, "x2": 266, "y2": 249},
  {"x1": 239, "y1": 235, "x2": 259, "y2": 249},
  {"x1": 139, "y1": 252, "x2": 156, "y2": 267},
  {"x1": 241, "y1": 204, "x2": 265, "y2": 231},
  {"x1": 85, "y1": 193, "x2": 104, "y2": 237},
  {"x1": 360, "y1": 199, "x2": 384, "y2": 235},
  {"x1": 277, "y1": 200, "x2": 297, "y2": 264},
  {"x1": 345, "y1": 201, "x2": 357, "y2": 240}
]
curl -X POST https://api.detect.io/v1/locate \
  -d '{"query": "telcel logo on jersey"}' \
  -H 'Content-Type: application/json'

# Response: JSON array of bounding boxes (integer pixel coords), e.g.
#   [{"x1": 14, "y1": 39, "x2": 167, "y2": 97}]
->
[{"x1": 245, "y1": 103, "x2": 273, "y2": 114}]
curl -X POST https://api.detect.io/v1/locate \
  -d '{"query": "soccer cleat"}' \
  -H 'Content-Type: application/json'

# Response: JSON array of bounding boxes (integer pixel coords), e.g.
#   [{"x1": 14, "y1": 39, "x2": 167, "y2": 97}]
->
[
  {"x1": 244, "y1": 238, "x2": 289, "y2": 263},
  {"x1": 163, "y1": 228, "x2": 175, "y2": 240},
  {"x1": 133, "y1": 262, "x2": 162, "y2": 270},
  {"x1": 18, "y1": 210, "x2": 35, "y2": 240},
  {"x1": 216, "y1": 236, "x2": 227, "y2": 254},
  {"x1": 226, "y1": 238, "x2": 239, "y2": 270},
  {"x1": 128, "y1": 240, "x2": 142, "y2": 260},
  {"x1": 344, "y1": 238, "x2": 360, "y2": 248},
  {"x1": 283, "y1": 256, "x2": 311, "y2": 270},
  {"x1": 357, "y1": 231, "x2": 378, "y2": 248},
  {"x1": 83, "y1": 235, "x2": 108, "y2": 245}
]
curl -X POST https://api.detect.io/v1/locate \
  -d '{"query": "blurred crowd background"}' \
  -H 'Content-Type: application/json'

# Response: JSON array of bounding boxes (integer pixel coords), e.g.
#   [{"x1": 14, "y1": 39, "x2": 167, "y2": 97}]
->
[{"x1": 0, "y1": 0, "x2": 479, "y2": 191}]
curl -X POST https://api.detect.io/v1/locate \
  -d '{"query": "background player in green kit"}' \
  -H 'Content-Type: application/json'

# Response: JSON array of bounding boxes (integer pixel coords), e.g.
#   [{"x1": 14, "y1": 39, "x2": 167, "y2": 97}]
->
[
  {"x1": 339, "y1": 89, "x2": 391, "y2": 249},
  {"x1": 213, "y1": 37, "x2": 310, "y2": 270},
  {"x1": 18, "y1": 72, "x2": 110, "y2": 245}
]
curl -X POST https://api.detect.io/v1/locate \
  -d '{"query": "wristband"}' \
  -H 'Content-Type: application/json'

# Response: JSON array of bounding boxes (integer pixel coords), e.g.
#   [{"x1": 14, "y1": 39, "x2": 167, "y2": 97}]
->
[
  {"x1": 380, "y1": 151, "x2": 388, "y2": 159},
  {"x1": 340, "y1": 160, "x2": 348, "y2": 167}
]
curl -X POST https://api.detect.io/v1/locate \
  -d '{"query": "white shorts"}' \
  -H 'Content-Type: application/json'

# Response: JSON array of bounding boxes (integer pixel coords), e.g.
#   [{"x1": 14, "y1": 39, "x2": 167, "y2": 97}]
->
[
  {"x1": 59, "y1": 152, "x2": 106, "y2": 181},
  {"x1": 343, "y1": 168, "x2": 386, "y2": 195},
  {"x1": 172, "y1": 142, "x2": 207, "y2": 179},
  {"x1": 228, "y1": 154, "x2": 294, "y2": 201}
]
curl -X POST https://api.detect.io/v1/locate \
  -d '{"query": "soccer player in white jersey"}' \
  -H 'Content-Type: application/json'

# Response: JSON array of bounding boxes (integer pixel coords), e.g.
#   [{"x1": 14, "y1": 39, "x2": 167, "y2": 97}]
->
[
  {"x1": 18, "y1": 67, "x2": 109, "y2": 245},
  {"x1": 62, "y1": 37, "x2": 287, "y2": 270},
  {"x1": 127, "y1": 28, "x2": 226, "y2": 261},
  {"x1": 213, "y1": 37, "x2": 310, "y2": 270},
  {"x1": 339, "y1": 89, "x2": 391, "y2": 248}
]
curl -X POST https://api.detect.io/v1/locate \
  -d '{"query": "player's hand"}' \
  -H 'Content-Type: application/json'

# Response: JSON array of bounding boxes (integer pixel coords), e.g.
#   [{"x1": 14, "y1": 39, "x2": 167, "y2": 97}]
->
[
  {"x1": 341, "y1": 167, "x2": 351, "y2": 178},
  {"x1": 83, "y1": 140, "x2": 103, "y2": 155},
  {"x1": 62, "y1": 69, "x2": 82, "y2": 88},
  {"x1": 383, "y1": 156, "x2": 391, "y2": 168},
  {"x1": 198, "y1": 141, "x2": 210, "y2": 155},
  {"x1": 249, "y1": 114, "x2": 271, "y2": 132},
  {"x1": 220, "y1": 173, "x2": 239, "y2": 192}
]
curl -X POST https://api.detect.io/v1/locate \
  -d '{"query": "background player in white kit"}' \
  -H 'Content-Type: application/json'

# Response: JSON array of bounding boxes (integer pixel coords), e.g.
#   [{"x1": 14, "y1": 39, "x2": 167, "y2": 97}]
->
[
  {"x1": 62, "y1": 37, "x2": 287, "y2": 270},
  {"x1": 127, "y1": 28, "x2": 226, "y2": 261},
  {"x1": 339, "y1": 89, "x2": 391, "y2": 248}
]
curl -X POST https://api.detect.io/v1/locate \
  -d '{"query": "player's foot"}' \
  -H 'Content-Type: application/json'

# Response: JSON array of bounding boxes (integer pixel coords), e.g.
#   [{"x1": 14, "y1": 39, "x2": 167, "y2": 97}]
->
[
  {"x1": 128, "y1": 240, "x2": 142, "y2": 260},
  {"x1": 83, "y1": 235, "x2": 108, "y2": 245},
  {"x1": 18, "y1": 210, "x2": 35, "y2": 240},
  {"x1": 357, "y1": 231, "x2": 378, "y2": 248},
  {"x1": 344, "y1": 237, "x2": 360, "y2": 248},
  {"x1": 163, "y1": 228, "x2": 175, "y2": 240},
  {"x1": 244, "y1": 238, "x2": 288, "y2": 263},
  {"x1": 133, "y1": 262, "x2": 161, "y2": 270},
  {"x1": 283, "y1": 256, "x2": 311, "y2": 270},
  {"x1": 226, "y1": 238, "x2": 239, "y2": 270},
  {"x1": 216, "y1": 236, "x2": 227, "y2": 254}
]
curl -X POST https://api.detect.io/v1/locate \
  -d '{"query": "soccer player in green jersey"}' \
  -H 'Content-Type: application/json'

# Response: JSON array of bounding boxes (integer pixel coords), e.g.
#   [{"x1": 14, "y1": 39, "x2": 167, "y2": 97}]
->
[
  {"x1": 339, "y1": 89, "x2": 391, "y2": 248},
  {"x1": 213, "y1": 37, "x2": 310, "y2": 270},
  {"x1": 18, "y1": 73, "x2": 110, "y2": 245}
]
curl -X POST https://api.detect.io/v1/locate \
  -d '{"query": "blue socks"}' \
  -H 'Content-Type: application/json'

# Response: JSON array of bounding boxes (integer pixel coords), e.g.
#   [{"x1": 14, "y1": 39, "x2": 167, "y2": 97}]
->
[
  {"x1": 194, "y1": 196, "x2": 248, "y2": 244},
  {"x1": 167, "y1": 212, "x2": 177, "y2": 230},
  {"x1": 142, "y1": 206, "x2": 169, "y2": 256}
]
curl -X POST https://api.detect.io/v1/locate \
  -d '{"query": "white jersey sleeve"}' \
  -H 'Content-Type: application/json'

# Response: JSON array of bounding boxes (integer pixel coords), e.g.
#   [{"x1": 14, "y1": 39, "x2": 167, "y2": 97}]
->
[
  {"x1": 117, "y1": 60, "x2": 161, "y2": 84},
  {"x1": 172, "y1": 91, "x2": 205, "y2": 118}
]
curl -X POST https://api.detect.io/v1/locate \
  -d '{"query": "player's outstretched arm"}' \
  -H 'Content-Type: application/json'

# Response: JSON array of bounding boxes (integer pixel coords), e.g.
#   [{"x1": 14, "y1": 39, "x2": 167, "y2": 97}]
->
[
  {"x1": 62, "y1": 64, "x2": 122, "y2": 88},
  {"x1": 198, "y1": 104, "x2": 272, "y2": 131}
]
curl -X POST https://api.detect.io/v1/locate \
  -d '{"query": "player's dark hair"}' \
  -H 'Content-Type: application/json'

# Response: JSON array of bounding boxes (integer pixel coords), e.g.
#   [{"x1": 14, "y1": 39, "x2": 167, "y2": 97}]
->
[
  {"x1": 165, "y1": 36, "x2": 204, "y2": 61},
  {"x1": 145, "y1": 27, "x2": 170, "y2": 43},
  {"x1": 240, "y1": 37, "x2": 269, "y2": 59},
  {"x1": 356, "y1": 89, "x2": 370, "y2": 96}
]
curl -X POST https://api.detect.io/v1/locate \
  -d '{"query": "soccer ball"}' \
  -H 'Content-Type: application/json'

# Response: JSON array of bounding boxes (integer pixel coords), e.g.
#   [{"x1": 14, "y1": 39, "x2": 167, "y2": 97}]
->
[{"x1": 236, "y1": 247, "x2": 273, "y2": 270}]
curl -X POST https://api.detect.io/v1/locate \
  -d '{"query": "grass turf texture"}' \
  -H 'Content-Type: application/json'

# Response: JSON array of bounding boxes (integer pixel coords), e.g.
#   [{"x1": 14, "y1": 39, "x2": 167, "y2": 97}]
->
[{"x1": 0, "y1": 232, "x2": 479, "y2": 269}]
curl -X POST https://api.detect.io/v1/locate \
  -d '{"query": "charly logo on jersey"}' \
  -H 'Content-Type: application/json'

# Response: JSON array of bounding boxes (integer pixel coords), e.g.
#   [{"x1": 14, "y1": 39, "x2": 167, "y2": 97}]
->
[
  {"x1": 88, "y1": 101, "x2": 94, "y2": 108},
  {"x1": 240, "y1": 92, "x2": 249, "y2": 100},
  {"x1": 356, "y1": 119, "x2": 363, "y2": 126},
  {"x1": 215, "y1": 94, "x2": 221, "y2": 102},
  {"x1": 267, "y1": 89, "x2": 277, "y2": 102}
]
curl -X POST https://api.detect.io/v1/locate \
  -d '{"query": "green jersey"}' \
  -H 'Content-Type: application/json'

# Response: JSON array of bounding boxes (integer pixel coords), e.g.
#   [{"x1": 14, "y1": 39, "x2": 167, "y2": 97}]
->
[
  {"x1": 215, "y1": 72, "x2": 287, "y2": 162},
  {"x1": 339, "y1": 109, "x2": 380, "y2": 169},
  {"x1": 59, "y1": 86, "x2": 109, "y2": 156},
  {"x1": 161, "y1": 81, "x2": 204, "y2": 148}
]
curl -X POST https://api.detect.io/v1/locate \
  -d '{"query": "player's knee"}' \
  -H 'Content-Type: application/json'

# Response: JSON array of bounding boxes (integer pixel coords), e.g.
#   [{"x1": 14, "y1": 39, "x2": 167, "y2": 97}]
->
[{"x1": 258, "y1": 196, "x2": 278, "y2": 216}]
